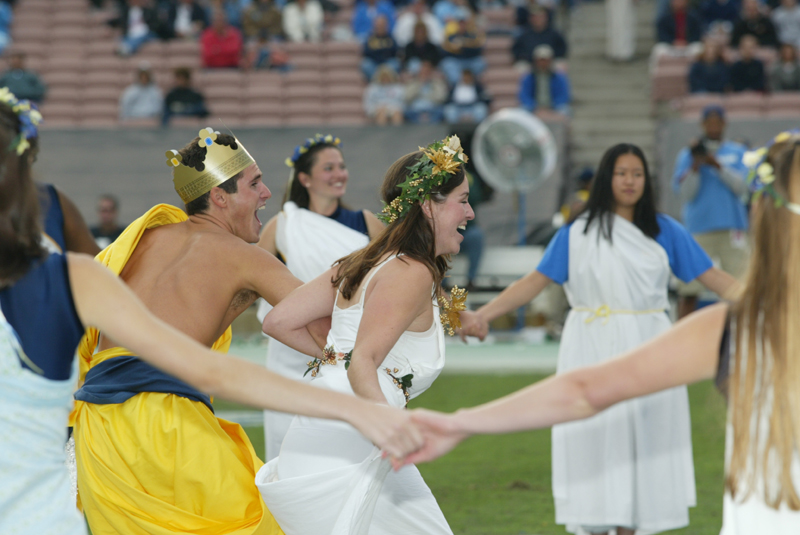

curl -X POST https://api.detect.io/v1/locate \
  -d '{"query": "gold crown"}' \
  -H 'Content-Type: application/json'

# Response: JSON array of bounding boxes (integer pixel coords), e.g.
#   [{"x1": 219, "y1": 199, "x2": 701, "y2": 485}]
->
[{"x1": 167, "y1": 128, "x2": 256, "y2": 204}]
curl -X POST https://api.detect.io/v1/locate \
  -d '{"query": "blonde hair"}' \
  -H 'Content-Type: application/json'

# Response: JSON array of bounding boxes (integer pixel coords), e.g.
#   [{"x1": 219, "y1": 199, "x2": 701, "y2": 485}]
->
[{"x1": 727, "y1": 136, "x2": 800, "y2": 509}]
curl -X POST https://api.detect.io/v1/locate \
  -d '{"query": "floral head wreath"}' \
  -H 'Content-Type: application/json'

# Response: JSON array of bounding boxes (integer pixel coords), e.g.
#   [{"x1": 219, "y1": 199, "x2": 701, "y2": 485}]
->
[
  {"x1": 742, "y1": 129, "x2": 800, "y2": 216},
  {"x1": 285, "y1": 133, "x2": 341, "y2": 168},
  {"x1": 0, "y1": 87, "x2": 42, "y2": 156},
  {"x1": 377, "y1": 135, "x2": 468, "y2": 224}
]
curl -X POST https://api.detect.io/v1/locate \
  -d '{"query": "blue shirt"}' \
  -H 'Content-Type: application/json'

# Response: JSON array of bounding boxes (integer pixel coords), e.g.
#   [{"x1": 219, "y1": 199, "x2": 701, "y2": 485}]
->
[
  {"x1": 672, "y1": 140, "x2": 749, "y2": 234},
  {"x1": 537, "y1": 214, "x2": 713, "y2": 285},
  {"x1": 0, "y1": 254, "x2": 84, "y2": 381},
  {"x1": 330, "y1": 206, "x2": 369, "y2": 236},
  {"x1": 518, "y1": 71, "x2": 571, "y2": 113}
]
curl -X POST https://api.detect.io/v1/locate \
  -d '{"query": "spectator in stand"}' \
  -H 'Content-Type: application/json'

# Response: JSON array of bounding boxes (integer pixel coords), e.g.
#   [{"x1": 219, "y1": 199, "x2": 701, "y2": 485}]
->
[
  {"x1": 200, "y1": 9, "x2": 244, "y2": 68},
  {"x1": 440, "y1": 12, "x2": 486, "y2": 86},
  {"x1": 433, "y1": 0, "x2": 471, "y2": 25},
  {"x1": 404, "y1": 59, "x2": 448, "y2": 123},
  {"x1": 0, "y1": 2, "x2": 11, "y2": 55},
  {"x1": 518, "y1": 44, "x2": 571, "y2": 116},
  {"x1": 393, "y1": 0, "x2": 443, "y2": 47},
  {"x1": 162, "y1": 67, "x2": 209, "y2": 126},
  {"x1": 206, "y1": 0, "x2": 244, "y2": 29},
  {"x1": 515, "y1": 0, "x2": 555, "y2": 34},
  {"x1": 111, "y1": 0, "x2": 162, "y2": 56},
  {"x1": 363, "y1": 65, "x2": 405, "y2": 125},
  {"x1": 352, "y1": 0, "x2": 396, "y2": 43},
  {"x1": 698, "y1": 0, "x2": 741, "y2": 34},
  {"x1": 361, "y1": 15, "x2": 400, "y2": 80},
  {"x1": 671, "y1": 105, "x2": 748, "y2": 317},
  {"x1": 402, "y1": 21, "x2": 441, "y2": 74},
  {"x1": 730, "y1": 34, "x2": 766, "y2": 91},
  {"x1": 167, "y1": 0, "x2": 208, "y2": 40},
  {"x1": 731, "y1": 0, "x2": 779, "y2": 48},
  {"x1": 656, "y1": 0, "x2": 703, "y2": 48},
  {"x1": 119, "y1": 63, "x2": 163, "y2": 122},
  {"x1": 0, "y1": 53, "x2": 46, "y2": 103},
  {"x1": 282, "y1": 0, "x2": 324, "y2": 43},
  {"x1": 512, "y1": 6, "x2": 567, "y2": 70},
  {"x1": 243, "y1": 0, "x2": 284, "y2": 42},
  {"x1": 770, "y1": 42, "x2": 800, "y2": 89},
  {"x1": 90, "y1": 195, "x2": 125, "y2": 250},
  {"x1": 443, "y1": 69, "x2": 491, "y2": 124},
  {"x1": 772, "y1": 0, "x2": 800, "y2": 50},
  {"x1": 689, "y1": 39, "x2": 730, "y2": 92}
]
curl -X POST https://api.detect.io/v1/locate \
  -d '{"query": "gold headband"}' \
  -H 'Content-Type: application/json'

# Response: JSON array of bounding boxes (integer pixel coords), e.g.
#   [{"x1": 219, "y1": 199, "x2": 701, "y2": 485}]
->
[{"x1": 167, "y1": 128, "x2": 256, "y2": 204}]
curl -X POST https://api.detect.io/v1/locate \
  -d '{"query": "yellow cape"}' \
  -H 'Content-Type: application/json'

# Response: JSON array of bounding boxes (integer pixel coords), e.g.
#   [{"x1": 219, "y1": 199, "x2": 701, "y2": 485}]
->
[{"x1": 71, "y1": 204, "x2": 283, "y2": 535}]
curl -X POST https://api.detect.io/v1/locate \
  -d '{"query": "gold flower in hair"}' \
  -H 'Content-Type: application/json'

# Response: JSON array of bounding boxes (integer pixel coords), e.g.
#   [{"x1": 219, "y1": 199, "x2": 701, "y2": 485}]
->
[
  {"x1": 14, "y1": 137, "x2": 29, "y2": 156},
  {"x1": 757, "y1": 162, "x2": 775, "y2": 184},
  {"x1": 422, "y1": 146, "x2": 462, "y2": 176},
  {"x1": 438, "y1": 286, "x2": 468, "y2": 336},
  {"x1": 774, "y1": 131, "x2": 792, "y2": 144},
  {"x1": 198, "y1": 128, "x2": 218, "y2": 148},
  {"x1": 166, "y1": 149, "x2": 183, "y2": 168},
  {"x1": 742, "y1": 149, "x2": 765, "y2": 168}
]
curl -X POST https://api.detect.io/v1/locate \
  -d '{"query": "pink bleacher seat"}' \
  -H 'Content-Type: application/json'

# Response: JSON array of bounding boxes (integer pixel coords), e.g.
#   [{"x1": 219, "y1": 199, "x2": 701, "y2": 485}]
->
[
  {"x1": 208, "y1": 100, "x2": 243, "y2": 117},
  {"x1": 484, "y1": 7, "x2": 514, "y2": 28},
  {"x1": 87, "y1": 40, "x2": 117, "y2": 57},
  {"x1": 17, "y1": 0, "x2": 50, "y2": 12},
  {"x1": 765, "y1": 92, "x2": 800, "y2": 108},
  {"x1": 245, "y1": 71, "x2": 283, "y2": 87},
  {"x1": 13, "y1": 14, "x2": 51, "y2": 28},
  {"x1": 245, "y1": 100, "x2": 284, "y2": 115},
  {"x1": 45, "y1": 56, "x2": 87, "y2": 73},
  {"x1": 326, "y1": 100, "x2": 362, "y2": 115},
  {"x1": 80, "y1": 101, "x2": 118, "y2": 120},
  {"x1": 55, "y1": 0, "x2": 90, "y2": 10},
  {"x1": 725, "y1": 92, "x2": 765, "y2": 114},
  {"x1": 327, "y1": 114, "x2": 367, "y2": 126},
  {"x1": 85, "y1": 71, "x2": 125, "y2": 88},
  {"x1": 651, "y1": 64, "x2": 688, "y2": 102},
  {"x1": 324, "y1": 70, "x2": 363, "y2": 84},
  {"x1": 165, "y1": 40, "x2": 200, "y2": 56},
  {"x1": 485, "y1": 81, "x2": 518, "y2": 99},
  {"x1": 166, "y1": 55, "x2": 202, "y2": 70},
  {"x1": 655, "y1": 54, "x2": 692, "y2": 70},
  {"x1": 484, "y1": 50, "x2": 512, "y2": 68},
  {"x1": 284, "y1": 70, "x2": 323, "y2": 86},
  {"x1": 287, "y1": 100, "x2": 323, "y2": 116},
  {"x1": 86, "y1": 56, "x2": 124, "y2": 73},
  {"x1": 286, "y1": 114, "x2": 326, "y2": 126},
  {"x1": 679, "y1": 94, "x2": 725, "y2": 119},
  {"x1": 38, "y1": 102, "x2": 79, "y2": 121},
  {"x1": 326, "y1": 85, "x2": 363, "y2": 99},
  {"x1": 484, "y1": 36, "x2": 512, "y2": 53},
  {"x1": 286, "y1": 86, "x2": 324, "y2": 101},
  {"x1": 51, "y1": 27, "x2": 89, "y2": 42},
  {"x1": 41, "y1": 71, "x2": 82, "y2": 88},
  {"x1": 12, "y1": 27, "x2": 50, "y2": 42},
  {"x1": 196, "y1": 69, "x2": 245, "y2": 87},
  {"x1": 204, "y1": 85, "x2": 244, "y2": 100},
  {"x1": 47, "y1": 86, "x2": 81, "y2": 104},
  {"x1": 245, "y1": 83, "x2": 283, "y2": 100},
  {"x1": 490, "y1": 96, "x2": 518, "y2": 112},
  {"x1": 326, "y1": 54, "x2": 360, "y2": 70},
  {"x1": 83, "y1": 86, "x2": 121, "y2": 104},
  {"x1": 13, "y1": 41, "x2": 49, "y2": 58},
  {"x1": 168, "y1": 116, "x2": 204, "y2": 128},
  {"x1": 292, "y1": 54, "x2": 324, "y2": 71},
  {"x1": 53, "y1": 11, "x2": 89, "y2": 26},
  {"x1": 243, "y1": 115, "x2": 283, "y2": 127},
  {"x1": 282, "y1": 42, "x2": 323, "y2": 56},
  {"x1": 482, "y1": 68, "x2": 522, "y2": 85},
  {"x1": 323, "y1": 42, "x2": 360, "y2": 56}
]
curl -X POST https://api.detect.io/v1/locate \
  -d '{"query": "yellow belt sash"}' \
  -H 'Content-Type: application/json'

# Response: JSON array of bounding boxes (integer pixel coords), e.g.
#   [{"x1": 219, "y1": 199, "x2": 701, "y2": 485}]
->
[
  {"x1": 70, "y1": 204, "x2": 282, "y2": 535},
  {"x1": 573, "y1": 304, "x2": 665, "y2": 325}
]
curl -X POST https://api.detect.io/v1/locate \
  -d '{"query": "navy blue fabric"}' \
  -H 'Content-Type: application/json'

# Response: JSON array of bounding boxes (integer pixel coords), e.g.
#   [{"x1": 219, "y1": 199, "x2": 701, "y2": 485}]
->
[
  {"x1": 38, "y1": 183, "x2": 66, "y2": 253},
  {"x1": 74, "y1": 356, "x2": 214, "y2": 413},
  {"x1": 330, "y1": 206, "x2": 368, "y2": 236},
  {"x1": 0, "y1": 253, "x2": 83, "y2": 380}
]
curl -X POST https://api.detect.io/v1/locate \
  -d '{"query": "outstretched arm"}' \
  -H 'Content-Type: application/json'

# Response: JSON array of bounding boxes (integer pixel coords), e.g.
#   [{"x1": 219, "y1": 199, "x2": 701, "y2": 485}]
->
[
  {"x1": 460, "y1": 270, "x2": 552, "y2": 340},
  {"x1": 67, "y1": 253, "x2": 423, "y2": 458},
  {"x1": 404, "y1": 303, "x2": 728, "y2": 465},
  {"x1": 697, "y1": 266, "x2": 742, "y2": 301}
]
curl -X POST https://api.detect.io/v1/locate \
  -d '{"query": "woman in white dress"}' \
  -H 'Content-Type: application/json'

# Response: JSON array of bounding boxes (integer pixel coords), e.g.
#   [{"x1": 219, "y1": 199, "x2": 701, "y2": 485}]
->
[
  {"x1": 257, "y1": 134, "x2": 384, "y2": 461},
  {"x1": 256, "y1": 135, "x2": 474, "y2": 535},
  {"x1": 457, "y1": 143, "x2": 739, "y2": 535},
  {"x1": 407, "y1": 131, "x2": 800, "y2": 535}
]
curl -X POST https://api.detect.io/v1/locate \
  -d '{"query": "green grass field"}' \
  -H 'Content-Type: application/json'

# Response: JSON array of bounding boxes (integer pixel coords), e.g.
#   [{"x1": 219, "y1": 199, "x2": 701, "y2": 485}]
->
[{"x1": 222, "y1": 373, "x2": 728, "y2": 535}]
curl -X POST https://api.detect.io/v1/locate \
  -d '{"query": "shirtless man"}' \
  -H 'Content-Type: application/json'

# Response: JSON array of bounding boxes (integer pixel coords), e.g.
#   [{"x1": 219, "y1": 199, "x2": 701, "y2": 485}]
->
[{"x1": 71, "y1": 130, "x2": 340, "y2": 535}]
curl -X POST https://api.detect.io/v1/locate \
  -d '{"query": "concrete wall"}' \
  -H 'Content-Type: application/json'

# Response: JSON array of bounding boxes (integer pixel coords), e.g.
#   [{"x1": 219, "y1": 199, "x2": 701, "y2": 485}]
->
[{"x1": 36, "y1": 122, "x2": 568, "y2": 246}]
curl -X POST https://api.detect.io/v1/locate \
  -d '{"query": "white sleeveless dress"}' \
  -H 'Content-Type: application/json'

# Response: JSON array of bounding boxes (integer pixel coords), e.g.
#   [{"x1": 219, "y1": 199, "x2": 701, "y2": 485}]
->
[
  {"x1": 255, "y1": 256, "x2": 453, "y2": 535},
  {"x1": 258, "y1": 201, "x2": 369, "y2": 461}
]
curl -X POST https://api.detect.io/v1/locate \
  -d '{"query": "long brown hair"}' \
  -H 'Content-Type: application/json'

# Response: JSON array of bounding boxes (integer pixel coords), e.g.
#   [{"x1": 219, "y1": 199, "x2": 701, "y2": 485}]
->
[
  {"x1": 727, "y1": 137, "x2": 800, "y2": 509},
  {"x1": 0, "y1": 102, "x2": 43, "y2": 283},
  {"x1": 332, "y1": 150, "x2": 466, "y2": 300}
]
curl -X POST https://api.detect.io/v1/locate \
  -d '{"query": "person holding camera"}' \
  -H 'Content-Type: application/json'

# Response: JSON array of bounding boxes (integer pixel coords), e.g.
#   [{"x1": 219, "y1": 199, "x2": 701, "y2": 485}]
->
[{"x1": 672, "y1": 105, "x2": 749, "y2": 318}]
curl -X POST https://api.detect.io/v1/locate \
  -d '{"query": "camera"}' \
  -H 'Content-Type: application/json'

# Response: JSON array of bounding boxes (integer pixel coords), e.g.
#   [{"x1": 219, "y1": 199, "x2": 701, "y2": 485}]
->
[{"x1": 690, "y1": 139, "x2": 708, "y2": 158}]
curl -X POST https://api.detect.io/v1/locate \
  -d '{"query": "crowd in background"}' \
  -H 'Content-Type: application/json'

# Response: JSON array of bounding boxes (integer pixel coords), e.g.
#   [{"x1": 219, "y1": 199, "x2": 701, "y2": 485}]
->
[{"x1": 656, "y1": 0, "x2": 800, "y2": 93}]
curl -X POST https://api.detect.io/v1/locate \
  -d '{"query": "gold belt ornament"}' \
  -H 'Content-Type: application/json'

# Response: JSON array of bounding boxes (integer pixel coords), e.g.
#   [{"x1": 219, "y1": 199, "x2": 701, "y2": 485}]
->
[{"x1": 573, "y1": 304, "x2": 665, "y2": 325}]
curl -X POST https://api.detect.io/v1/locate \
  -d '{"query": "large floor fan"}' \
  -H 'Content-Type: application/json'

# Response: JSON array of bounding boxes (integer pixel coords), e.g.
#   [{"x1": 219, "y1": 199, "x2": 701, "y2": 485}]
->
[{"x1": 472, "y1": 109, "x2": 558, "y2": 245}]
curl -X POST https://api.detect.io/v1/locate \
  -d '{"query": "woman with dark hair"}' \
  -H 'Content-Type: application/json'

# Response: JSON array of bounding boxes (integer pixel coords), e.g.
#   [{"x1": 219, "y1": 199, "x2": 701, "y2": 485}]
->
[
  {"x1": 0, "y1": 94, "x2": 422, "y2": 535},
  {"x1": 255, "y1": 136, "x2": 473, "y2": 535},
  {"x1": 458, "y1": 143, "x2": 739, "y2": 535},
  {"x1": 409, "y1": 132, "x2": 800, "y2": 534},
  {"x1": 256, "y1": 134, "x2": 384, "y2": 461}
]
